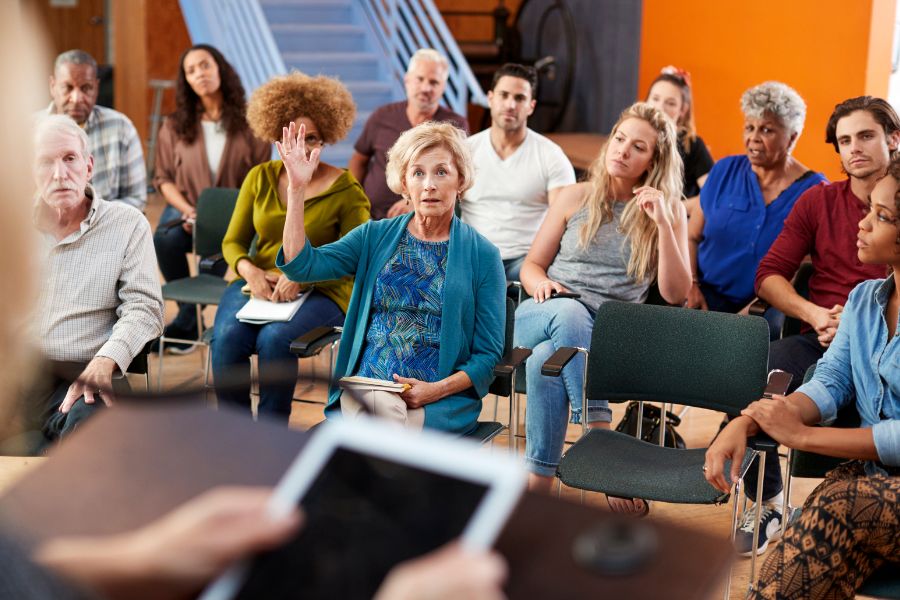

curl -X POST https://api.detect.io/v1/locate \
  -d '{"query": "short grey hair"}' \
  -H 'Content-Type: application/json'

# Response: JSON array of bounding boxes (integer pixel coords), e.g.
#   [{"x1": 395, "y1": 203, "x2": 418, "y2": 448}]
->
[
  {"x1": 741, "y1": 81, "x2": 807, "y2": 144},
  {"x1": 34, "y1": 114, "x2": 90, "y2": 159},
  {"x1": 406, "y1": 48, "x2": 449, "y2": 81},
  {"x1": 54, "y1": 49, "x2": 98, "y2": 77},
  {"x1": 385, "y1": 121, "x2": 474, "y2": 197}
]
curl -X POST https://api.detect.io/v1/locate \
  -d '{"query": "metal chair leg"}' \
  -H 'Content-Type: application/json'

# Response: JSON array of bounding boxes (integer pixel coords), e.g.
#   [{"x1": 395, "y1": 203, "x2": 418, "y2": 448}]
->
[
  {"x1": 748, "y1": 450, "x2": 766, "y2": 591},
  {"x1": 781, "y1": 448, "x2": 794, "y2": 538},
  {"x1": 659, "y1": 401, "x2": 667, "y2": 446},
  {"x1": 723, "y1": 476, "x2": 745, "y2": 600}
]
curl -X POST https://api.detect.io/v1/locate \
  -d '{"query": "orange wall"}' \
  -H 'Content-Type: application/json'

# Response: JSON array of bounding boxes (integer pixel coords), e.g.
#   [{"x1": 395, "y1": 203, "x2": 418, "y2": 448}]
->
[{"x1": 639, "y1": 0, "x2": 896, "y2": 182}]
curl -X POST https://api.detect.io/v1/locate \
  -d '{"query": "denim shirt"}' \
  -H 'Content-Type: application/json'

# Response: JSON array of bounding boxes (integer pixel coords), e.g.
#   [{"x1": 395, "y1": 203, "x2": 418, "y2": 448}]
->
[{"x1": 797, "y1": 277, "x2": 900, "y2": 471}]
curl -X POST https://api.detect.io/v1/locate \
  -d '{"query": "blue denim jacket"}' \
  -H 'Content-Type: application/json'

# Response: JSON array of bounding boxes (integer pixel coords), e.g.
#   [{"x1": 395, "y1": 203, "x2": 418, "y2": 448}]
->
[{"x1": 797, "y1": 277, "x2": 900, "y2": 471}]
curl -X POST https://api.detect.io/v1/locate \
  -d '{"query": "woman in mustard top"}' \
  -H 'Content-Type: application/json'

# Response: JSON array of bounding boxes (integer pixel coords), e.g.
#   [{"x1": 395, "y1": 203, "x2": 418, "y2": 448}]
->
[{"x1": 211, "y1": 73, "x2": 370, "y2": 421}]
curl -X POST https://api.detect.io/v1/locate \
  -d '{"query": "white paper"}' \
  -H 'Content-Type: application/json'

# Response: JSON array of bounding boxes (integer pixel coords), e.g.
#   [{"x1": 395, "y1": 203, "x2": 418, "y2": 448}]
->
[{"x1": 236, "y1": 293, "x2": 307, "y2": 324}]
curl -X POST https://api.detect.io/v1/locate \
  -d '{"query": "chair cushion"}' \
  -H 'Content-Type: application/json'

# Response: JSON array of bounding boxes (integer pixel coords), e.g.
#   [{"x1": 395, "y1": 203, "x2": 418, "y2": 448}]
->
[
  {"x1": 162, "y1": 274, "x2": 228, "y2": 306},
  {"x1": 465, "y1": 421, "x2": 504, "y2": 444},
  {"x1": 558, "y1": 429, "x2": 752, "y2": 505}
]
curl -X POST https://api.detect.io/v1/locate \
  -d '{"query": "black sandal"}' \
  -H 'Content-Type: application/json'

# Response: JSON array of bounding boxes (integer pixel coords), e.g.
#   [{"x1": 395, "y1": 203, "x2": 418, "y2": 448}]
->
[{"x1": 606, "y1": 495, "x2": 651, "y2": 518}]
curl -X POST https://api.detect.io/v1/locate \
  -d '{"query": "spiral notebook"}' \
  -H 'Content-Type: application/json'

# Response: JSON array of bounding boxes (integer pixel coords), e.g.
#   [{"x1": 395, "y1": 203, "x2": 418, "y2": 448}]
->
[{"x1": 236, "y1": 293, "x2": 307, "y2": 325}]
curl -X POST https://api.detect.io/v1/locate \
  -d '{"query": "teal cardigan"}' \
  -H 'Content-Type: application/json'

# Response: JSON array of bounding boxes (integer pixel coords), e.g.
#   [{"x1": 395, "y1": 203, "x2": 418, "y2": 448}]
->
[{"x1": 276, "y1": 213, "x2": 506, "y2": 434}]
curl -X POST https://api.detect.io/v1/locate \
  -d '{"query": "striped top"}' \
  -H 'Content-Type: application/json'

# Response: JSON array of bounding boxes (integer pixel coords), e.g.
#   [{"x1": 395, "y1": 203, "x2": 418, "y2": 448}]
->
[{"x1": 356, "y1": 230, "x2": 448, "y2": 381}]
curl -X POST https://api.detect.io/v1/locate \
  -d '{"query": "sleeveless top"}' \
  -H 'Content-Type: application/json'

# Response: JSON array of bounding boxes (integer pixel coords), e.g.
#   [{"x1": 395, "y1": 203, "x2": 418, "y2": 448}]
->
[{"x1": 546, "y1": 201, "x2": 651, "y2": 311}]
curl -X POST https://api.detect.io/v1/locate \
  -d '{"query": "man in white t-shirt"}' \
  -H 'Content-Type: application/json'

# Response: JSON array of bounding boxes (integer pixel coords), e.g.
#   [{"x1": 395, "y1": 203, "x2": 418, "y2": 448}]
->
[{"x1": 461, "y1": 63, "x2": 575, "y2": 281}]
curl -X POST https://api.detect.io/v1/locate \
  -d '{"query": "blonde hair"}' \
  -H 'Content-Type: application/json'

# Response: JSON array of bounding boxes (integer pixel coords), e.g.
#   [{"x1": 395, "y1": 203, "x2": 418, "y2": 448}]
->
[
  {"x1": 579, "y1": 102, "x2": 684, "y2": 282},
  {"x1": 385, "y1": 121, "x2": 474, "y2": 197}
]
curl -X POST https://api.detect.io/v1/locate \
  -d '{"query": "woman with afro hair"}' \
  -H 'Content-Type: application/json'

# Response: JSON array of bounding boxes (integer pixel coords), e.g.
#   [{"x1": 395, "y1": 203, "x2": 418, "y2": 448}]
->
[
  {"x1": 153, "y1": 44, "x2": 271, "y2": 350},
  {"x1": 211, "y1": 72, "x2": 370, "y2": 422}
]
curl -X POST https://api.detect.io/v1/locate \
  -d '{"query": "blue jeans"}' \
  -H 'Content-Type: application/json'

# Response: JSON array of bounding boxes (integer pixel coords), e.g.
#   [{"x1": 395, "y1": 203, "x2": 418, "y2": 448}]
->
[
  {"x1": 514, "y1": 298, "x2": 612, "y2": 477},
  {"x1": 211, "y1": 281, "x2": 344, "y2": 422},
  {"x1": 502, "y1": 255, "x2": 526, "y2": 282},
  {"x1": 153, "y1": 204, "x2": 227, "y2": 332}
]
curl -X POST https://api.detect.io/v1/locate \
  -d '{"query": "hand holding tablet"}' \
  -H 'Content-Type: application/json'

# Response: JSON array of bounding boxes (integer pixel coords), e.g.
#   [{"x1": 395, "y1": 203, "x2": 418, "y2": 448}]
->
[{"x1": 200, "y1": 417, "x2": 526, "y2": 600}]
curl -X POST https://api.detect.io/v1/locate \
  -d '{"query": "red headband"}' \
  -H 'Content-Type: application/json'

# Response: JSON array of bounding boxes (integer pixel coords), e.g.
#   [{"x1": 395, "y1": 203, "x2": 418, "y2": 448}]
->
[{"x1": 661, "y1": 65, "x2": 692, "y2": 89}]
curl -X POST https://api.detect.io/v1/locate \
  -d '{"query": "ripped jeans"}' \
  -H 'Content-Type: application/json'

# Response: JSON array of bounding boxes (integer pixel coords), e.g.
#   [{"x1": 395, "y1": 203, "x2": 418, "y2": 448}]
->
[{"x1": 514, "y1": 298, "x2": 612, "y2": 477}]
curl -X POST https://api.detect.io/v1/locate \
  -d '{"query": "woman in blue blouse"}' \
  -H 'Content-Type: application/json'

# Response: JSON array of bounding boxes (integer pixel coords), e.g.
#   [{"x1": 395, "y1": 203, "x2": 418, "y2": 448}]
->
[
  {"x1": 276, "y1": 120, "x2": 505, "y2": 435},
  {"x1": 705, "y1": 158, "x2": 900, "y2": 599},
  {"x1": 687, "y1": 81, "x2": 826, "y2": 339}
]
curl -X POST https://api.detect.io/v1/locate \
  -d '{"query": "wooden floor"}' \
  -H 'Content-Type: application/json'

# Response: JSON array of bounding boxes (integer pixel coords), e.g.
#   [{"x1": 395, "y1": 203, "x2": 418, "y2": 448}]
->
[{"x1": 106, "y1": 192, "x2": 875, "y2": 599}]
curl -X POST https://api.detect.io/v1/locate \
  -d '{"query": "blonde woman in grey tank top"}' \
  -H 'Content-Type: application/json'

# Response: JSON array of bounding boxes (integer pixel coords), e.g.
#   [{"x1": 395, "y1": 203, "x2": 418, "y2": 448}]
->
[{"x1": 513, "y1": 103, "x2": 692, "y2": 515}]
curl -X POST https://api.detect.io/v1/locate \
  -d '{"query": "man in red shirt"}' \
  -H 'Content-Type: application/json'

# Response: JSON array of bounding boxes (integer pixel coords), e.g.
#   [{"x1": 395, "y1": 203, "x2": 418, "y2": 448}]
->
[{"x1": 733, "y1": 96, "x2": 900, "y2": 556}]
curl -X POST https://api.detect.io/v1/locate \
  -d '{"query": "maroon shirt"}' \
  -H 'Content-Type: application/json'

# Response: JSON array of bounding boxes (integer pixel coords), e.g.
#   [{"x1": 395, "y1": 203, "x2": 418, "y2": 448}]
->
[
  {"x1": 354, "y1": 101, "x2": 468, "y2": 219},
  {"x1": 754, "y1": 179, "x2": 886, "y2": 332}
]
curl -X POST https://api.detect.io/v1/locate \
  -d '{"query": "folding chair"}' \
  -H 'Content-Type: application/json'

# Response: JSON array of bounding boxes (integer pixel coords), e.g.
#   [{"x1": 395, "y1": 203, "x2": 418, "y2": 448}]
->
[
  {"x1": 156, "y1": 187, "x2": 239, "y2": 389},
  {"x1": 547, "y1": 301, "x2": 772, "y2": 598}
]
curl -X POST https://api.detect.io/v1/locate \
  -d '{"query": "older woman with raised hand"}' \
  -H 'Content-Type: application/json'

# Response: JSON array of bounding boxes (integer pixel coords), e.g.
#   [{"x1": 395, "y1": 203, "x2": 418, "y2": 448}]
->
[
  {"x1": 687, "y1": 82, "x2": 826, "y2": 338},
  {"x1": 515, "y1": 102, "x2": 692, "y2": 501},
  {"x1": 211, "y1": 73, "x2": 370, "y2": 422},
  {"x1": 153, "y1": 44, "x2": 271, "y2": 351},
  {"x1": 277, "y1": 121, "x2": 505, "y2": 435}
]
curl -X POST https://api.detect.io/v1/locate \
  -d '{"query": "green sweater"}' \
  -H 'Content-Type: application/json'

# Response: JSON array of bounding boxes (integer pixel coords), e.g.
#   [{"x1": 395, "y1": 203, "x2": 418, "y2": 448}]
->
[{"x1": 222, "y1": 160, "x2": 370, "y2": 312}]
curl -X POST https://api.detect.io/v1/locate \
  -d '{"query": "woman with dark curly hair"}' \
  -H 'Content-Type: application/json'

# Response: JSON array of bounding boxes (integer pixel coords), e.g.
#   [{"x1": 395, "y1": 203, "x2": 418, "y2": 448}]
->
[
  {"x1": 212, "y1": 72, "x2": 370, "y2": 422},
  {"x1": 152, "y1": 44, "x2": 271, "y2": 350}
]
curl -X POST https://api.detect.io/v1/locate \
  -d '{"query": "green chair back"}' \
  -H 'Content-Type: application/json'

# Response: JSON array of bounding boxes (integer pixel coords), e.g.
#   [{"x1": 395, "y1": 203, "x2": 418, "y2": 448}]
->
[
  {"x1": 584, "y1": 302, "x2": 770, "y2": 415},
  {"x1": 194, "y1": 187, "x2": 240, "y2": 258}
]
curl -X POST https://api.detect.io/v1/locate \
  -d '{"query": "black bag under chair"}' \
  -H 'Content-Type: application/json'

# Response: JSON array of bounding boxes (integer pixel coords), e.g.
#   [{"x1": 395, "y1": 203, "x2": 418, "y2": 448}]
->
[{"x1": 615, "y1": 401, "x2": 686, "y2": 449}]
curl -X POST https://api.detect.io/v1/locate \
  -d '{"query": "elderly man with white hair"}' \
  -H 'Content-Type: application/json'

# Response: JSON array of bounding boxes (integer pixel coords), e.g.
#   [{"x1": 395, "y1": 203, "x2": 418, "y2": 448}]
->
[
  {"x1": 26, "y1": 114, "x2": 162, "y2": 452},
  {"x1": 349, "y1": 48, "x2": 468, "y2": 219}
]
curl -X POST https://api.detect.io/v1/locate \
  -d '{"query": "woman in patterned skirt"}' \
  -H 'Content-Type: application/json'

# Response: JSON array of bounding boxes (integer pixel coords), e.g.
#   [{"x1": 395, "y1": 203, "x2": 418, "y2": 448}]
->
[{"x1": 705, "y1": 157, "x2": 900, "y2": 600}]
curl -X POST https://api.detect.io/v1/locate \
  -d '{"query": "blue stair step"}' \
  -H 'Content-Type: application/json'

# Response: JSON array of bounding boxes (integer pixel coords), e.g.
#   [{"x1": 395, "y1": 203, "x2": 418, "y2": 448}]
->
[
  {"x1": 259, "y1": 0, "x2": 353, "y2": 24},
  {"x1": 345, "y1": 81, "x2": 395, "y2": 110},
  {"x1": 283, "y1": 52, "x2": 382, "y2": 81},
  {"x1": 270, "y1": 23, "x2": 368, "y2": 53},
  {"x1": 320, "y1": 141, "x2": 355, "y2": 169}
]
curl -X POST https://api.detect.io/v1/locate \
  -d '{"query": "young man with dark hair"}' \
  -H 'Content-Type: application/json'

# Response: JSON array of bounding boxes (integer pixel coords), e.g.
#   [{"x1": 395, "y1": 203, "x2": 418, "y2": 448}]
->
[
  {"x1": 460, "y1": 63, "x2": 574, "y2": 281},
  {"x1": 732, "y1": 96, "x2": 900, "y2": 556}
]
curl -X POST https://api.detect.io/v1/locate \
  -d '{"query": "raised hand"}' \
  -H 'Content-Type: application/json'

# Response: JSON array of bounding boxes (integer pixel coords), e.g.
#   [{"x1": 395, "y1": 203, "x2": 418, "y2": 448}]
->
[
  {"x1": 275, "y1": 121, "x2": 320, "y2": 193},
  {"x1": 633, "y1": 185, "x2": 671, "y2": 226}
]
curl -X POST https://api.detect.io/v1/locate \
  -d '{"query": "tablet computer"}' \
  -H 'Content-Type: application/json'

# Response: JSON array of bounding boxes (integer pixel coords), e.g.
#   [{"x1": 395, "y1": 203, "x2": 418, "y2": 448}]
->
[{"x1": 200, "y1": 417, "x2": 526, "y2": 600}]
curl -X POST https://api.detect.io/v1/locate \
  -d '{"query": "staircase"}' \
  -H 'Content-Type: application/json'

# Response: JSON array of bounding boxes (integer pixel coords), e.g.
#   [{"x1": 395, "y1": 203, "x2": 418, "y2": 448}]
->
[
  {"x1": 259, "y1": 0, "x2": 403, "y2": 168},
  {"x1": 179, "y1": 0, "x2": 486, "y2": 168}
]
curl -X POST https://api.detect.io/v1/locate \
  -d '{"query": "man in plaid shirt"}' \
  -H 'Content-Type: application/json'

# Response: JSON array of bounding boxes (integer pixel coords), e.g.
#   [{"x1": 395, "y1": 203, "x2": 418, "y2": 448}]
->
[
  {"x1": 45, "y1": 49, "x2": 146, "y2": 211},
  {"x1": 26, "y1": 114, "x2": 162, "y2": 453}
]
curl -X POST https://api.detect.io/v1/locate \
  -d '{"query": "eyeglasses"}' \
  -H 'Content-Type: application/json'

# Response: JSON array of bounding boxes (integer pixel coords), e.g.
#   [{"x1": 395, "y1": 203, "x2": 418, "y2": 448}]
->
[{"x1": 304, "y1": 135, "x2": 324, "y2": 148}]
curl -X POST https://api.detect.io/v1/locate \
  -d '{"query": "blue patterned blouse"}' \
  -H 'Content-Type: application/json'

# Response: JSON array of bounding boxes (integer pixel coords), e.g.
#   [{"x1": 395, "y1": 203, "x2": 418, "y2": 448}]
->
[{"x1": 356, "y1": 230, "x2": 448, "y2": 381}]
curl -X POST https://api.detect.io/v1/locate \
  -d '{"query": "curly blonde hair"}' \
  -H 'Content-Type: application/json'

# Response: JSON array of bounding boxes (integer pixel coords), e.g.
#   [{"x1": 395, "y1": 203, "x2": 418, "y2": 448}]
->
[
  {"x1": 385, "y1": 121, "x2": 474, "y2": 196},
  {"x1": 246, "y1": 72, "x2": 356, "y2": 144},
  {"x1": 580, "y1": 102, "x2": 684, "y2": 282}
]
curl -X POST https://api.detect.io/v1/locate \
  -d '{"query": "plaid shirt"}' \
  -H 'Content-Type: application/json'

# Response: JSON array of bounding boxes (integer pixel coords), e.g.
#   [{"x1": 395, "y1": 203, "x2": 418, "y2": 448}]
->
[
  {"x1": 36, "y1": 187, "x2": 163, "y2": 373},
  {"x1": 45, "y1": 103, "x2": 147, "y2": 211}
]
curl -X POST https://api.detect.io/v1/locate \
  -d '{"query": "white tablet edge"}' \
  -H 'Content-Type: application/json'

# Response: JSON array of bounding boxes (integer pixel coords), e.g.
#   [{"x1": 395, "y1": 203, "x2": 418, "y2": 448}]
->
[{"x1": 200, "y1": 417, "x2": 526, "y2": 600}]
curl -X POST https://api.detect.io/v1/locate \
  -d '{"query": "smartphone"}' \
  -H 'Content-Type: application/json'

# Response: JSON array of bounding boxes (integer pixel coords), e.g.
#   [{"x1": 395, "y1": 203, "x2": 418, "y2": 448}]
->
[
  {"x1": 549, "y1": 290, "x2": 581, "y2": 300},
  {"x1": 763, "y1": 369, "x2": 793, "y2": 399}
]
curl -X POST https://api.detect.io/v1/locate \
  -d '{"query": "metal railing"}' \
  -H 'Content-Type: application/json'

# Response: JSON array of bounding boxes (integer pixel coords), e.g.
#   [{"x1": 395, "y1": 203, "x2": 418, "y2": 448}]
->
[
  {"x1": 358, "y1": 0, "x2": 489, "y2": 112},
  {"x1": 177, "y1": 0, "x2": 285, "y2": 93}
]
